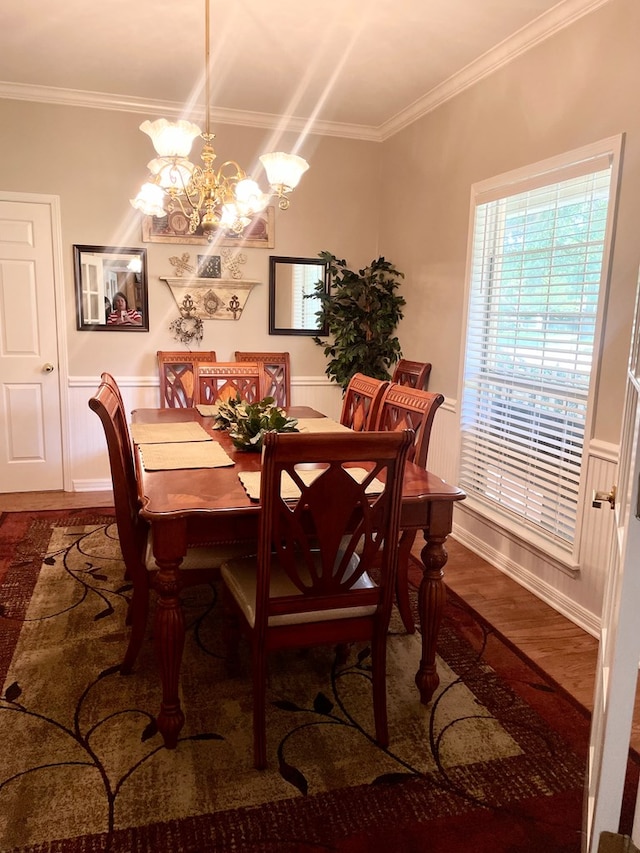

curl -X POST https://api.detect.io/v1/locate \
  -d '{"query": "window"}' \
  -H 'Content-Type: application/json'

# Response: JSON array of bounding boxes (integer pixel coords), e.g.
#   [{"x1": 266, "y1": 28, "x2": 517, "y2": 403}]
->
[{"x1": 459, "y1": 138, "x2": 621, "y2": 557}]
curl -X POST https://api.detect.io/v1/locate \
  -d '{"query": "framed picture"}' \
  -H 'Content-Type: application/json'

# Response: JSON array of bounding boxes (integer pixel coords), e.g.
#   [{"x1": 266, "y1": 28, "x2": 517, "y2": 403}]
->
[
  {"x1": 74, "y1": 245, "x2": 149, "y2": 332},
  {"x1": 197, "y1": 254, "x2": 221, "y2": 278},
  {"x1": 142, "y1": 206, "x2": 275, "y2": 248}
]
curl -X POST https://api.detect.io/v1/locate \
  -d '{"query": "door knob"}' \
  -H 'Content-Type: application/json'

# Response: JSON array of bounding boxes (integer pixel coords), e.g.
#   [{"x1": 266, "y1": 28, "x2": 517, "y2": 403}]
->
[
  {"x1": 42, "y1": 363, "x2": 55, "y2": 373},
  {"x1": 592, "y1": 485, "x2": 616, "y2": 509}
]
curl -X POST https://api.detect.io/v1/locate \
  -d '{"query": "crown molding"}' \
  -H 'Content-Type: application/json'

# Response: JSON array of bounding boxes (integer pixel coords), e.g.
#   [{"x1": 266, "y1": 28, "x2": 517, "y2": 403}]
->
[
  {"x1": 0, "y1": 81, "x2": 379, "y2": 142},
  {"x1": 0, "y1": 0, "x2": 610, "y2": 144},
  {"x1": 378, "y1": 0, "x2": 611, "y2": 140}
]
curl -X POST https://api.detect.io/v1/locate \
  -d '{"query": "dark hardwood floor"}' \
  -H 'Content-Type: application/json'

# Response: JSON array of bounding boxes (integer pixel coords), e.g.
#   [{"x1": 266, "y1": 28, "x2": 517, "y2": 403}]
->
[{"x1": 2, "y1": 488, "x2": 639, "y2": 751}]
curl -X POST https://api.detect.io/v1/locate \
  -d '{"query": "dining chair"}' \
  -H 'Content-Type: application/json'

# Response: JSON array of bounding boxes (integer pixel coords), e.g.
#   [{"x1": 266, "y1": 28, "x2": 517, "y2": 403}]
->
[
  {"x1": 339, "y1": 373, "x2": 389, "y2": 431},
  {"x1": 220, "y1": 428, "x2": 413, "y2": 769},
  {"x1": 89, "y1": 372, "x2": 255, "y2": 673},
  {"x1": 373, "y1": 383, "x2": 445, "y2": 633},
  {"x1": 196, "y1": 361, "x2": 265, "y2": 405},
  {"x1": 392, "y1": 359, "x2": 432, "y2": 392},
  {"x1": 235, "y1": 351, "x2": 291, "y2": 407},
  {"x1": 157, "y1": 350, "x2": 217, "y2": 408}
]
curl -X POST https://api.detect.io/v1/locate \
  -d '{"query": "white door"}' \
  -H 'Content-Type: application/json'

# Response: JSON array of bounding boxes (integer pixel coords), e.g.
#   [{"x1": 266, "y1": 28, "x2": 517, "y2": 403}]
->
[
  {"x1": 0, "y1": 196, "x2": 65, "y2": 492},
  {"x1": 585, "y1": 273, "x2": 640, "y2": 851}
]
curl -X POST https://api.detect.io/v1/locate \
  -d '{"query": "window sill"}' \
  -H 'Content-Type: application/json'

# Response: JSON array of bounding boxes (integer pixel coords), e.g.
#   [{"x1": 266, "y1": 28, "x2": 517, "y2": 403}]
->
[{"x1": 457, "y1": 496, "x2": 580, "y2": 578}]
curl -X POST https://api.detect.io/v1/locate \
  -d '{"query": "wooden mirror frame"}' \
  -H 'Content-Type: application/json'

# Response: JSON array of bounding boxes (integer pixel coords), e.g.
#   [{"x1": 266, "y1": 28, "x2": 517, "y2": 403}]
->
[
  {"x1": 268, "y1": 255, "x2": 328, "y2": 336},
  {"x1": 74, "y1": 244, "x2": 149, "y2": 332}
]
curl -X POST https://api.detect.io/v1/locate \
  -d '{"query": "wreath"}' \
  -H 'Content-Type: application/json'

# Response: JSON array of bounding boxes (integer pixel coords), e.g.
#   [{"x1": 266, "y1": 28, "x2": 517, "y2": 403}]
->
[{"x1": 168, "y1": 314, "x2": 204, "y2": 346}]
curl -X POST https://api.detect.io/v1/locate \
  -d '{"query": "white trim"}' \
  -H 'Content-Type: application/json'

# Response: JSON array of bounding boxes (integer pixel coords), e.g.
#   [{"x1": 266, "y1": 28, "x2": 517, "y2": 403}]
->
[
  {"x1": 70, "y1": 373, "x2": 337, "y2": 389},
  {"x1": 457, "y1": 500, "x2": 581, "y2": 576},
  {"x1": 588, "y1": 438, "x2": 619, "y2": 464},
  {"x1": 0, "y1": 82, "x2": 379, "y2": 143},
  {"x1": 291, "y1": 375, "x2": 337, "y2": 387},
  {"x1": 452, "y1": 521, "x2": 601, "y2": 638},
  {"x1": 69, "y1": 375, "x2": 160, "y2": 389},
  {"x1": 73, "y1": 479, "x2": 112, "y2": 493},
  {"x1": 0, "y1": 0, "x2": 607, "y2": 144}
]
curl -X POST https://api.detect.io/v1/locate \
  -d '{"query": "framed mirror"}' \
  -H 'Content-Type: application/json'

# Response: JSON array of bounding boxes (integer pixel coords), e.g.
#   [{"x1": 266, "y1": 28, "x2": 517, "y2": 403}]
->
[
  {"x1": 268, "y1": 255, "x2": 328, "y2": 336},
  {"x1": 74, "y1": 245, "x2": 149, "y2": 331}
]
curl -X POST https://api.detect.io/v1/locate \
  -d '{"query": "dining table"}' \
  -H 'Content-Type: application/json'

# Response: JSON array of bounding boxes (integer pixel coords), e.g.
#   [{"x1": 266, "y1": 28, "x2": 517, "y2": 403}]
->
[{"x1": 132, "y1": 404, "x2": 466, "y2": 749}]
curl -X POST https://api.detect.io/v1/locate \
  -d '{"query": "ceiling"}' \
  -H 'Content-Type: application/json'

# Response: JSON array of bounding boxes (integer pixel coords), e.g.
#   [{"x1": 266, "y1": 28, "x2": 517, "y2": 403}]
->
[{"x1": 0, "y1": 0, "x2": 604, "y2": 140}]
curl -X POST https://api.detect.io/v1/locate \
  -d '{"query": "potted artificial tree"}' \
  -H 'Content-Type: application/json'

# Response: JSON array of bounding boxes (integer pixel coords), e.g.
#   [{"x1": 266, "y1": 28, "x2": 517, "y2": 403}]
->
[{"x1": 312, "y1": 252, "x2": 406, "y2": 390}]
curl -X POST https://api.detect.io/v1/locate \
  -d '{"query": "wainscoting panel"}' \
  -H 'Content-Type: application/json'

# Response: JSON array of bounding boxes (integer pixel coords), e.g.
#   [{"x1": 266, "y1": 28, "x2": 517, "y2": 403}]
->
[{"x1": 290, "y1": 377, "x2": 343, "y2": 422}]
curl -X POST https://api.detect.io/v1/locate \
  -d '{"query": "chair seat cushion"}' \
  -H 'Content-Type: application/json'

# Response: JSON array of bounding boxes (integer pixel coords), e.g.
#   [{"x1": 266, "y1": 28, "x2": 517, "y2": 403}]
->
[
  {"x1": 221, "y1": 552, "x2": 377, "y2": 628},
  {"x1": 144, "y1": 535, "x2": 256, "y2": 571}
]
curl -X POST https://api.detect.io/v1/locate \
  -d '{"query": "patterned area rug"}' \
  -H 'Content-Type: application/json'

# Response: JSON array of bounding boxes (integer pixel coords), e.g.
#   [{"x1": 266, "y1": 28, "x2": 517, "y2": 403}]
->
[{"x1": 0, "y1": 510, "x2": 597, "y2": 852}]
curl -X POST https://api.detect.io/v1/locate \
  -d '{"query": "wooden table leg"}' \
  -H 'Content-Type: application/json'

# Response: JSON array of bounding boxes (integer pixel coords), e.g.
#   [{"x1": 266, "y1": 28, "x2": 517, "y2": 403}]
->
[
  {"x1": 415, "y1": 501, "x2": 453, "y2": 704},
  {"x1": 395, "y1": 529, "x2": 418, "y2": 634},
  {"x1": 151, "y1": 518, "x2": 187, "y2": 748}
]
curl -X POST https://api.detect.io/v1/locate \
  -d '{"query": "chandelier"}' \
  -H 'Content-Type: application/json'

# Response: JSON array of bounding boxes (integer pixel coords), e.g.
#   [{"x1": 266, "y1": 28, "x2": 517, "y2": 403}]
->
[{"x1": 130, "y1": 0, "x2": 309, "y2": 241}]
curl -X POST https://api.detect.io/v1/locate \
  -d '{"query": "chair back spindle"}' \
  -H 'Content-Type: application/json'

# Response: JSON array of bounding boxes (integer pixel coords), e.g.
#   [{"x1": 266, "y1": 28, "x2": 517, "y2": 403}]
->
[
  {"x1": 157, "y1": 350, "x2": 217, "y2": 407},
  {"x1": 196, "y1": 362, "x2": 264, "y2": 405},
  {"x1": 236, "y1": 351, "x2": 290, "y2": 406}
]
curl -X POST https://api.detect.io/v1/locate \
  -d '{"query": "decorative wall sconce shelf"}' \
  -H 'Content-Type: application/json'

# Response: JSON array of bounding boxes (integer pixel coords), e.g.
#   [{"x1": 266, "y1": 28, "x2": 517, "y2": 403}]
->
[{"x1": 161, "y1": 277, "x2": 260, "y2": 321}]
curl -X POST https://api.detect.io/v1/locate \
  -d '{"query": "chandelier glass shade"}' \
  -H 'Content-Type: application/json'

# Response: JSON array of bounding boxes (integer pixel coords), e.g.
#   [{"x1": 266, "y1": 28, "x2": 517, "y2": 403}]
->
[{"x1": 130, "y1": 0, "x2": 309, "y2": 240}]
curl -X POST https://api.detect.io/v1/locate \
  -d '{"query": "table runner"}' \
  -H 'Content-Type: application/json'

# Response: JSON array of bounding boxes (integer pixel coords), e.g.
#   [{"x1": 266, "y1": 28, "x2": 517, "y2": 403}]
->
[{"x1": 138, "y1": 440, "x2": 233, "y2": 470}]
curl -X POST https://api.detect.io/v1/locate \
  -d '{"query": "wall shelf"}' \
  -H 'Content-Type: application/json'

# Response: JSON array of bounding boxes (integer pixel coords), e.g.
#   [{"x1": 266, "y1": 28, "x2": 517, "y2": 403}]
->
[{"x1": 161, "y1": 277, "x2": 260, "y2": 321}]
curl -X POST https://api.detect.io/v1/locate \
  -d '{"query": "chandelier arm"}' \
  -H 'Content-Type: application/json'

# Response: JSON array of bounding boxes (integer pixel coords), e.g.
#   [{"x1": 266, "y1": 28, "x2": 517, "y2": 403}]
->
[{"x1": 216, "y1": 160, "x2": 248, "y2": 181}]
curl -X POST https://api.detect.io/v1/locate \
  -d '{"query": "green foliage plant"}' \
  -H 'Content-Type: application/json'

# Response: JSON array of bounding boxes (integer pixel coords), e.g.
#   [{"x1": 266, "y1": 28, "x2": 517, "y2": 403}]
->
[
  {"x1": 213, "y1": 395, "x2": 298, "y2": 451},
  {"x1": 312, "y1": 252, "x2": 406, "y2": 391}
]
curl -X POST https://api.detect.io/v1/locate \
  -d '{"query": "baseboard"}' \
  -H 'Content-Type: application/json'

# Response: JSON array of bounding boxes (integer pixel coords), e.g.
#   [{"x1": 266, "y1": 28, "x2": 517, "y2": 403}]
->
[
  {"x1": 451, "y1": 523, "x2": 600, "y2": 639},
  {"x1": 73, "y1": 479, "x2": 112, "y2": 492}
]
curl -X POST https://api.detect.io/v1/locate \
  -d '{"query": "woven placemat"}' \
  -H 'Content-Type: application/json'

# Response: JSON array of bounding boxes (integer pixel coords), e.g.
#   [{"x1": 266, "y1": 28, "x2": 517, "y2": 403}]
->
[
  {"x1": 130, "y1": 422, "x2": 212, "y2": 444},
  {"x1": 238, "y1": 467, "x2": 383, "y2": 501},
  {"x1": 296, "y1": 417, "x2": 352, "y2": 433},
  {"x1": 195, "y1": 404, "x2": 220, "y2": 417},
  {"x1": 138, "y1": 441, "x2": 233, "y2": 470}
]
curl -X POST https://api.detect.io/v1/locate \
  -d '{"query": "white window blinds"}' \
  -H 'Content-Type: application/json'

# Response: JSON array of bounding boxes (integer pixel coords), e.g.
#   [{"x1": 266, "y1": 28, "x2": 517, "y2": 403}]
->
[
  {"x1": 292, "y1": 264, "x2": 322, "y2": 330},
  {"x1": 459, "y1": 151, "x2": 616, "y2": 549}
]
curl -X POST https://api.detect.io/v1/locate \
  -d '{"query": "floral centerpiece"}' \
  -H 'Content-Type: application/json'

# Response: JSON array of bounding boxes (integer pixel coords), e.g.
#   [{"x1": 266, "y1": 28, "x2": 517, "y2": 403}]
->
[{"x1": 213, "y1": 395, "x2": 299, "y2": 451}]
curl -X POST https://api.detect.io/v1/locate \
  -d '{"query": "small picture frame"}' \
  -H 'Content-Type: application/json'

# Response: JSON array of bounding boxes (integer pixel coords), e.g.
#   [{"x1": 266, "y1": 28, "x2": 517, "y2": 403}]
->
[{"x1": 197, "y1": 255, "x2": 222, "y2": 278}]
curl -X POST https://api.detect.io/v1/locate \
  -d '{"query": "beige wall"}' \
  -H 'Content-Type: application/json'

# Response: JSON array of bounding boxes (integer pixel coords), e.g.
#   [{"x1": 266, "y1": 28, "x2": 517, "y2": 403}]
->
[
  {"x1": 0, "y1": 99, "x2": 381, "y2": 381},
  {"x1": 380, "y1": 0, "x2": 640, "y2": 444}
]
